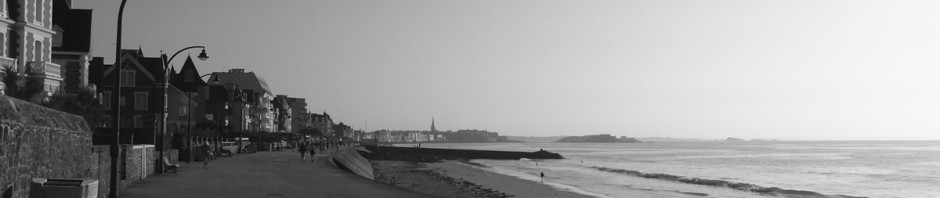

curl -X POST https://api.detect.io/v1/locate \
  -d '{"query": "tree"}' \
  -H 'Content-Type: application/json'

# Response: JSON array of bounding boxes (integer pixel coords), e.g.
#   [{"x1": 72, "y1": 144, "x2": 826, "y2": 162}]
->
[
  {"x1": 43, "y1": 86, "x2": 108, "y2": 130},
  {"x1": 2, "y1": 66, "x2": 44, "y2": 102}
]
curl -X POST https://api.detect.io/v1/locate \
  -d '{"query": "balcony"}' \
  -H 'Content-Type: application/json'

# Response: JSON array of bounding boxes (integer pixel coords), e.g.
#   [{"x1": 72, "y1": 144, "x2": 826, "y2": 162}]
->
[
  {"x1": 0, "y1": 57, "x2": 15, "y2": 69},
  {"x1": 26, "y1": 61, "x2": 62, "y2": 80}
]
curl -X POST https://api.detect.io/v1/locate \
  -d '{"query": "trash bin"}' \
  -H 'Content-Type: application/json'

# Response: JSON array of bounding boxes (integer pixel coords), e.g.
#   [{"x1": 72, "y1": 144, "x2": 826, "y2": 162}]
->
[{"x1": 29, "y1": 178, "x2": 98, "y2": 198}]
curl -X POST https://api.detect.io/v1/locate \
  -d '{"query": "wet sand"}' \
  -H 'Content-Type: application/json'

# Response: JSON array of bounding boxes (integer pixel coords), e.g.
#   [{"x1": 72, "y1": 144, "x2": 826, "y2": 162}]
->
[{"x1": 372, "y1": 160, "x2": 593, "y2": 198}]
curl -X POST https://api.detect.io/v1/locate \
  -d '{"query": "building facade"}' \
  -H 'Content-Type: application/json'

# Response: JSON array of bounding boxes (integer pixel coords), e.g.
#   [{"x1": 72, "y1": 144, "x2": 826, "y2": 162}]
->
[
  {"x1": 90, "y1": 49, "x2": 166, "y2": 129},
  {"x1": 280, "y1": 95, "x2": 308, "y2": 132},
  {"x1": 51, "y1": 0, "x2": 92, "y2": 93},
  {"x1": 0, "y1": 0, "x2": 63, "y2": 97},
  {"x1": 272, "y1": 95, "x2": 291, "y2": 132},
  {"x1": 310, "y1": 112, "x2": 333, "y2": 136},
  {"x1": 209, "y1": 69, "x2": 276, "y2": 132}
]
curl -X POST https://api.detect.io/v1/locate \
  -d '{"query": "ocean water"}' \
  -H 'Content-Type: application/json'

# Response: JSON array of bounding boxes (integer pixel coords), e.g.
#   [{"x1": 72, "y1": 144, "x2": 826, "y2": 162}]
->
[{"x1": 401, "y1": 141, "x2": 940, "y2": 198}]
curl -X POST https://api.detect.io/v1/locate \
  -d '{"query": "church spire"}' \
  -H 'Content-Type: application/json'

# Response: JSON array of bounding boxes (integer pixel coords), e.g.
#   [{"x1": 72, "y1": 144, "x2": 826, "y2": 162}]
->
[{"x1": 431, "y1": 117, "x2": 437, "y2": 132}]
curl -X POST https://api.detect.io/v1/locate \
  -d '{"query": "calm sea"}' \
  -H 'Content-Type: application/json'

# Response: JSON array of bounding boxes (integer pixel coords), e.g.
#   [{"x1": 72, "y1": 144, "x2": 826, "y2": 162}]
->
[{"x1": 400, "y1": 141, "x2": 940, "y2": 198}]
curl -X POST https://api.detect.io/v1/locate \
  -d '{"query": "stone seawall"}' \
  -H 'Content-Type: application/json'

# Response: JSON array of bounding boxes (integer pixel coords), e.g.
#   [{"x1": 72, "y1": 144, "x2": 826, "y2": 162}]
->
[
  {"x1": 361, "y1": 146, "x2": 564, "y2": 162},
  {"x1": 0, "y1": 95, "x2": 95, "y2": 198}
]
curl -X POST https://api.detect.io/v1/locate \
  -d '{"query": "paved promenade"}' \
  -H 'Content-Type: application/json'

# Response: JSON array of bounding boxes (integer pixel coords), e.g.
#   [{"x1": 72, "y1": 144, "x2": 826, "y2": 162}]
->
[{"x1": 121, "y1": 150, "x2": 428, "y2": 198}]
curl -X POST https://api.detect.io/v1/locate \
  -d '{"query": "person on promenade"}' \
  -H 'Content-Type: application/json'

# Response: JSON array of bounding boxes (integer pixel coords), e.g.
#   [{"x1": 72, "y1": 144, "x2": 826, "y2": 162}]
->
[
  {"x1": 308, "y1": 143, "x2": 317, "y2": 162},
  {"x1": 299, "y1": 142, "x2": 308, "y2": 160},
  {"x1": 201, "y1": 142, "x2": 212, "y2": 169},
  {"x1": 315, "y1": 140, "x2": 323, "y2": 152}
]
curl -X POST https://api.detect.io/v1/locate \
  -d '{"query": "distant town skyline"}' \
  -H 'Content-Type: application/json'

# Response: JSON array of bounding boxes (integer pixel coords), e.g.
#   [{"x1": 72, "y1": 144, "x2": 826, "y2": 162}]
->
[{"x1": 78, "y1": 0, "x2": 940, "y2": 140}]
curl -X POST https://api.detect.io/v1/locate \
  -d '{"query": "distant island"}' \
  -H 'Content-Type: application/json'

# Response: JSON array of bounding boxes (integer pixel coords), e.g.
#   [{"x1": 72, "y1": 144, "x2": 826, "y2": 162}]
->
[
  {"x1": 725, "y1": 137, "x2": 745, "y2": 141},
  {"x1": 725, "y1": 137, "x2": 780, "y2": 142},
  {"x1": 636, "y1": 137, "x2": 709, "y2": 142},
  {"x1": 504, "y1": 136, "x2": 566, "y2": 143},
  {"x1": 554, "y1": 134, "x2": 642, "y2": 143}
]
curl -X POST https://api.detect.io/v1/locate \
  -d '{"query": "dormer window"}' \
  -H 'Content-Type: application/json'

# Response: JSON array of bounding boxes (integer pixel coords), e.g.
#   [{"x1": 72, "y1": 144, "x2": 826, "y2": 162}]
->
[
  {"x1": 52, "y1": 26, "x2": 63, "y2": 47},
  {"x1": 120, "y1": 70, "x2": 135, "y2": 86}
]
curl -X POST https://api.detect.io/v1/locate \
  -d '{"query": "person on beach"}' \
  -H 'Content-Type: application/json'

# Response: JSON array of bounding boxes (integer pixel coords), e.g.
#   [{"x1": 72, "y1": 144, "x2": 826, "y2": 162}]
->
[
  {"x1": 540, "y1": 172, "x2": 545, "y2": 183},
  {"x1": 299, "y1": 142, "x2": 308, "y2": 160},
  {"x1": 201, "y1": 142, "x2": 212, "y2": 169}
]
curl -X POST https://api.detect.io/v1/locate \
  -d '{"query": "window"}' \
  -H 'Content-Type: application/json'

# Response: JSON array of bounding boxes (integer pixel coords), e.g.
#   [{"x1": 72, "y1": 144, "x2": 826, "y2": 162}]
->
[
  {"x1": 120, "y1": 70, "x2": 135, "y2": 86},
  {"x1": 6, "y1": 30, "x2": 12, "y2": 58},
  {"x1": 134, "y1": 92, "x2": 148, "y2": 111},
  {"x1": 179, "y1": 106, "x2": 188, "y2": 117},
  {"x1": 102, "y1": 91, "x2": 112, "y2": 110},
  {"x1": 35, "y1": 0, "x2": 41, "y2": 23},
  {"x1": 133, "y1": 115, "x2": 143, "y2": 128},
  {"x1": 34, "y1": 41, "x2": 41, "y2": 62},
  {"x1": 0, "y1": 32, "x2": 5, "y2": 56}
]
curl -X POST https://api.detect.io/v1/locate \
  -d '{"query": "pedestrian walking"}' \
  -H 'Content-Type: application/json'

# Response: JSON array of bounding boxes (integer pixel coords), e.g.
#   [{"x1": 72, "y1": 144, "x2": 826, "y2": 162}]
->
[
  {"x1": 309, "y1": 143, "x2": 317, "y2": 162},
  {"x1": 201, "y1": 142, "x2": 212, "y2": 169},
  {"x1": 299, "y1": 142, "x2": 308, "y2": 160}
]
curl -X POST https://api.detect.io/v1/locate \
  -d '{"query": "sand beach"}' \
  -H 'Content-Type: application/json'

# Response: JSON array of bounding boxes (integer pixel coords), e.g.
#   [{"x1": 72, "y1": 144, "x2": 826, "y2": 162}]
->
[{"x1": 372, "y1": 160, "x2": 595, "y2": 198}]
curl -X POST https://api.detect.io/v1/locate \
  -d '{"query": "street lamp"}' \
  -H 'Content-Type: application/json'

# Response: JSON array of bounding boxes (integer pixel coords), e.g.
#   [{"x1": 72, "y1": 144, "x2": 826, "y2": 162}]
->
[
  {"x1": 198, "y1": 49, "x2": 209, "y2": 60},
  {"x1": 109, "y1": 1, "x2": 128, "y2": 197},
  {"x1": 160, "y1": 46, "x2": 208, "y2": 166},
  {"x1": 206, "y1": 75, "x2": 224, "y2": 154},
  {"x1": 111, "y1": 0, "x2": 209, "y2": 196}
]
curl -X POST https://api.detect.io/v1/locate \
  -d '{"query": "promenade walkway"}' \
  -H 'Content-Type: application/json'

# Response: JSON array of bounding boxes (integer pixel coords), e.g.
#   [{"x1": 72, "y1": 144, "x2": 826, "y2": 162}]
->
[{"x1": 121, "y1": 150, "x2": 428, "y2": 198}]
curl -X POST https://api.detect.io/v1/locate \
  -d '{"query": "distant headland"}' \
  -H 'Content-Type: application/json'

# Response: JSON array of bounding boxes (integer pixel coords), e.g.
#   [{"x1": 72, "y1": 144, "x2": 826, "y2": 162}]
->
[{"x1": 554, "y1": 134, "x2": 642, "y2": 143}]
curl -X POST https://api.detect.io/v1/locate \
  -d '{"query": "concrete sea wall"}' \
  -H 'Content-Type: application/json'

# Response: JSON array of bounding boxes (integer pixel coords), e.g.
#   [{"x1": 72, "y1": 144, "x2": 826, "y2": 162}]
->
[
  {"x1": 361, "y1": 146, "x2": 564, "y2": 162},
  {"x1": 330, "y1": 148, "x2": 374, "y2": 180}
]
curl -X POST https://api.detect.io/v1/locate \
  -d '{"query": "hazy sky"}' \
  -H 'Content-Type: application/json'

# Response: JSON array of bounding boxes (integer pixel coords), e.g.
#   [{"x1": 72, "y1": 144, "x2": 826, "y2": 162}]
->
[{"x1": 77, "y1": 0, "x2": 940, "y2": 140}]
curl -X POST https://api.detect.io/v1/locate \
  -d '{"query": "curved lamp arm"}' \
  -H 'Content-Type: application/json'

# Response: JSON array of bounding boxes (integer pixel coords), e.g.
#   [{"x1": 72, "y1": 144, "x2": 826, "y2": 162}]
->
[{"x1": 164, "y1": 45, "x2": 208, "y2": 68}]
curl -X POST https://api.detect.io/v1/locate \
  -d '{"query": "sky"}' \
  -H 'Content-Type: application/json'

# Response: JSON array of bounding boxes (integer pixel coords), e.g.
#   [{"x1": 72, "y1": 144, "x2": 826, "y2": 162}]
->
[{"x1": 76, "y1": 0, "x2": 940, "y2": 140}]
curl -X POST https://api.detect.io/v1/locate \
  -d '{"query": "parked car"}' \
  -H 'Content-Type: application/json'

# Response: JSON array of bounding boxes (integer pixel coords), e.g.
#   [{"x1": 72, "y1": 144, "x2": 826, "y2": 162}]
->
[{"x1": 221, "y1": 142, "x2": 238, "y2": 156}]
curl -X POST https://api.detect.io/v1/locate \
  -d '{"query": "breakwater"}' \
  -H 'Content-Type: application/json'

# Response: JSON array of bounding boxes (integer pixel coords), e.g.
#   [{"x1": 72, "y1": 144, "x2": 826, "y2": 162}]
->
[
  {"x1": 329, "y1": 148, "x2": 375, "y2": 179},
  {"x1": 361, "y1": 146, "x2": 563, "y2": 162}
]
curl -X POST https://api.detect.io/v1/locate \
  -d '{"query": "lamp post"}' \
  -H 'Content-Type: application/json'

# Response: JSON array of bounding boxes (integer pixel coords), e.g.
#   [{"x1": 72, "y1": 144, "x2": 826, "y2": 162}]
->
[
  {"x1": 111, "y1": 1, "x2": 210, "y2": 196},
  {"x1": 160, "y1": 46, "x2": 208, "y2": 166},
  {"x1": 109, "y1": 1, "x2": 128, "y2": 197},
  {"x1": 203, "y1": 74, "x2": 223, "y2": 155}
]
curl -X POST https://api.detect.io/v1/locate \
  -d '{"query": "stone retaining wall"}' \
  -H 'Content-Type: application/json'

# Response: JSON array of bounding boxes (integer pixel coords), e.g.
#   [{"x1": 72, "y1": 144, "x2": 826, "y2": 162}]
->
[
  {"x1": 90, "y1": 145, "x2": 111, "y2": 198},
  {"x1": 0, "y1": 95, "x2": 182, "y2": 198},
  {"x1": 0, "y1": 95, "x2": 95, "y2": 198}
]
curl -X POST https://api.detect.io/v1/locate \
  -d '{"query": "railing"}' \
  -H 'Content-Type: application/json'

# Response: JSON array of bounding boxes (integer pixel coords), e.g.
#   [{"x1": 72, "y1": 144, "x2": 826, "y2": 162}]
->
[{"x1": 26, "y1": 61, "x2": 62, "y2": 78}]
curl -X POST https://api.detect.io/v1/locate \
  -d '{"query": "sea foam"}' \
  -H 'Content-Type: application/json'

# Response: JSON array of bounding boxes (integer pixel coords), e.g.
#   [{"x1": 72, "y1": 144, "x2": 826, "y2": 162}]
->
[{"x1": 590, "y1": 166, "x2": 866, "y2": 198}]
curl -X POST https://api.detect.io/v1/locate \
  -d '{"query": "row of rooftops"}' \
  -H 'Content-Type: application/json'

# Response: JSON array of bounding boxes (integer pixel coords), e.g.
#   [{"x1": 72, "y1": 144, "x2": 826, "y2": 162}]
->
[
  {"x1": 89, "y1": 48, "x2": 273, "y2": 97},
  {"x1": 88, "y1": 48, "x2": 329, "y2": 132}
]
